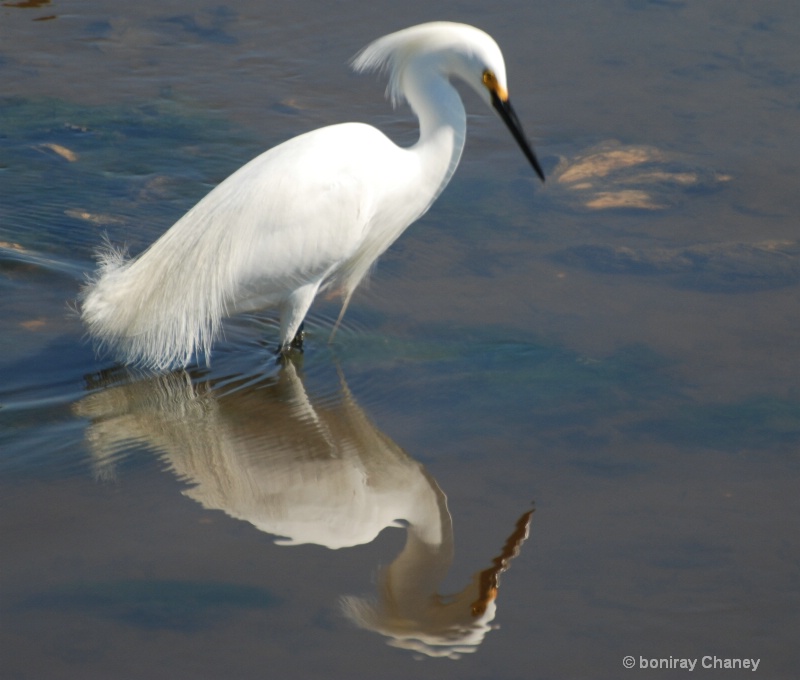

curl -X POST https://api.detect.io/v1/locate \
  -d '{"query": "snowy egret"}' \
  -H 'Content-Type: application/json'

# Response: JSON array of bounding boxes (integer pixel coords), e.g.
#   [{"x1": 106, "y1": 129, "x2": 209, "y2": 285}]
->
[{"x1": 81, "y1": 22, "x2": 545, "y2": 369}]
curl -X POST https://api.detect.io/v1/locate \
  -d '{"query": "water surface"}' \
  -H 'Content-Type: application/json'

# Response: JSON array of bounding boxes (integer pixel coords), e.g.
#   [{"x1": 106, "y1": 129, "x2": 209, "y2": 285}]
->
[{"x1": 2, "y1": 2, "x2": 799, "y2": 678}]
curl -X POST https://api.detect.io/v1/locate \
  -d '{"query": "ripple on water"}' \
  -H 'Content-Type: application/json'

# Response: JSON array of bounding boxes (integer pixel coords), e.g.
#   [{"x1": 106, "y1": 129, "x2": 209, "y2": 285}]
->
[{"x1": 553, "y1": 239, "x2": 800, "y2": 292}]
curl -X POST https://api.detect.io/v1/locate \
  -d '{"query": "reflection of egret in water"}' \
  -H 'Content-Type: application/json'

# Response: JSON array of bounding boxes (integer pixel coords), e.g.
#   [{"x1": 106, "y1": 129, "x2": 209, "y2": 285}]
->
[
  {"x1": 343, "y1": 507, "x2": 533, "y2": 658},
  {"x1": 75, "y1": 362, "x2": 533, "y2": 658}
]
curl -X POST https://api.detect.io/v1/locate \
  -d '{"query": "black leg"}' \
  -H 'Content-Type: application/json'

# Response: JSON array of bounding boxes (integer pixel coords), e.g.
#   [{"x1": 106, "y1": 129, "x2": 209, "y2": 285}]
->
[
  {"x1": 290, "y1": 321, "x2": 305, "y2": 350},
  {"x1": 274, "y1": 322, "x2": 305, "y2": 361}
]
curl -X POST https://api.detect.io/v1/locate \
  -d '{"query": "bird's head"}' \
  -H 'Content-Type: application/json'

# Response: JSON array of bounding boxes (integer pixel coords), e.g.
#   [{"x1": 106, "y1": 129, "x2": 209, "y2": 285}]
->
[
  {"x1": 353, "y1": 22, "x2": 545, "y2": 182},
  {"x1": 446, "y1": 29, "x2": 546, "y2": 183}
]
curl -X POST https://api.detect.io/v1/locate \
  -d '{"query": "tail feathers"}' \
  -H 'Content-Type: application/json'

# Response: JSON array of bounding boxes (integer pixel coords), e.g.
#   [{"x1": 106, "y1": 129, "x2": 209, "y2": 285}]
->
[{"x1": 80, "y1": 239, "x2": 222, "y2": 370}]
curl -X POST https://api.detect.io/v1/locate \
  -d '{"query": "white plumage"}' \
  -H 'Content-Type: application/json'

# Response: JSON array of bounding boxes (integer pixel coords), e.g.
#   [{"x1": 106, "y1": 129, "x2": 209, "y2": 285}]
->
[{"x1": 81, "y1": 22, "x2": 544, "y2": 370}]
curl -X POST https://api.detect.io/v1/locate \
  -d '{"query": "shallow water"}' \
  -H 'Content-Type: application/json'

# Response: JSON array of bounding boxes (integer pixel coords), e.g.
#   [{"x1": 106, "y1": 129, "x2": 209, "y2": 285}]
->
[{"x1": 2, "y1": 1, "x2": 799, "y2": 678}]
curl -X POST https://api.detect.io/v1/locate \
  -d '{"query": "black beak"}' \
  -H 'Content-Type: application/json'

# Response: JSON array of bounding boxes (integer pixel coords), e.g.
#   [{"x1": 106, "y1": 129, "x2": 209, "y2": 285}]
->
[{"x1": 491, "y1": 90, "x2": 545, "y2": 183}]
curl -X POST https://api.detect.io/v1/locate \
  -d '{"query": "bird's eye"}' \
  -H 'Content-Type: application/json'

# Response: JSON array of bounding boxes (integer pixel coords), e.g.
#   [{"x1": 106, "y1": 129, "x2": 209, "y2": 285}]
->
[{"x1": 482, "y1": 69, "x2": 508, "y2": 102}]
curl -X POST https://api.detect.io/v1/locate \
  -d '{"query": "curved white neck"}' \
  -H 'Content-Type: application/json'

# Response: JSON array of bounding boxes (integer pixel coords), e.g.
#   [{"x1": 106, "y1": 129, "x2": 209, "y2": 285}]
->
[{"x1": 402, "y1": 63, "x2": 467, "y2": 205}]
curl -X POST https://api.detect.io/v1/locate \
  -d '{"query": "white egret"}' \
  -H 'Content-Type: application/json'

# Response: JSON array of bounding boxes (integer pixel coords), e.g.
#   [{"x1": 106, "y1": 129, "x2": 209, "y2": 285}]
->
[{"x1": 81, "y1": 22, "x2": 545, "y2": 369}]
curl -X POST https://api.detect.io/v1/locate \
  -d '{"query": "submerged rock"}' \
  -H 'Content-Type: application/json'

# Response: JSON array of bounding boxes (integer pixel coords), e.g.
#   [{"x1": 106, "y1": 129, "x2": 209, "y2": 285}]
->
[
  {"x1": 548, "y1": 141, "x2": 798, "y2": 292},
  {"x1": 551, "y1": 140, "x2": 731, "y2": 211}
]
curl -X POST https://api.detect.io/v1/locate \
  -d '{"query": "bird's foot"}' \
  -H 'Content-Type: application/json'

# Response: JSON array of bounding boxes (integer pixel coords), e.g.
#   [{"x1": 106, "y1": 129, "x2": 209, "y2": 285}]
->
[
  {"x1": 290, "y1": 326, "x2": 305, "y2": 351},
  {"x1": 274, "y1": 323, "x2": 305, "y2": 364}
]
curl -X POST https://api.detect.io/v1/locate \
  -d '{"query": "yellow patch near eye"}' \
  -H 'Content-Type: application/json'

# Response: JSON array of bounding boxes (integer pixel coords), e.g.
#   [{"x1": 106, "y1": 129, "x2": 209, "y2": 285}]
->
[{"x1": 482, "y1": 70, "x2": 508, "y2": 102}]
